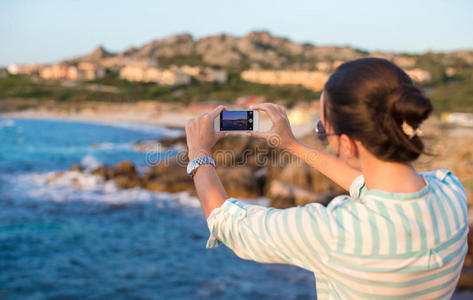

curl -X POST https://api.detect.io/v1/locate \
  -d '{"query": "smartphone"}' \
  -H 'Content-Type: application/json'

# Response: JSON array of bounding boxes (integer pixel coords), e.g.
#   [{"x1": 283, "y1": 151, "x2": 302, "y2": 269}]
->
[{"x1": 214, "y1": 109, "x2": 259, "y2": 132}]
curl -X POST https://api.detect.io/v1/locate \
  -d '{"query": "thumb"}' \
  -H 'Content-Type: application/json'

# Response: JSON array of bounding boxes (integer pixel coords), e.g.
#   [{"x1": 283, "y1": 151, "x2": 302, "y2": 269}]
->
[{"x1": 208, "y1": 105, "x2": 226, "y2": 119}]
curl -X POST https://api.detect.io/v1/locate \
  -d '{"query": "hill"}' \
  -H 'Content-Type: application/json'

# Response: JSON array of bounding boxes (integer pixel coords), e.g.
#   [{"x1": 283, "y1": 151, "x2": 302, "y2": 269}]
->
[{"x1": 66, "y1": 30, "x2": 473, "y2": 73}]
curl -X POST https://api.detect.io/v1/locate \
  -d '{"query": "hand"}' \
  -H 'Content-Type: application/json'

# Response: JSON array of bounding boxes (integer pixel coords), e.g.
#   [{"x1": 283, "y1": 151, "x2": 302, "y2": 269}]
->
[
  {"x1": 248, "y1": 103, "x2": 297, "y2": 150},
  {"x1": 185, "y1": 105, "x2": 227, "y2": 160}
]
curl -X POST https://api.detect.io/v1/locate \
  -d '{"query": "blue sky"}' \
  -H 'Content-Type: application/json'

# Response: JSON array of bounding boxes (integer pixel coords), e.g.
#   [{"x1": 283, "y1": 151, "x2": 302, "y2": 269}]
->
[{"x1": 1, "y1": 0, "x2": 472, "y2": 66}]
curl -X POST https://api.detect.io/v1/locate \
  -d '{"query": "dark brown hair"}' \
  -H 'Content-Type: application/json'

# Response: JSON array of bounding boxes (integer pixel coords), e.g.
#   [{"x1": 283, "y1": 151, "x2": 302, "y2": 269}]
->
[{"x1": 323, "y1": 57, "x2": 433, "y2": 162}]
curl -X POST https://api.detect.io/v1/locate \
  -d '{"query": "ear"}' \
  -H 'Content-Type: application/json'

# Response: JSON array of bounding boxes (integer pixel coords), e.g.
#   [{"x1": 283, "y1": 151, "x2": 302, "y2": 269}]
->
[{"x1": 339, "y1": 134, "x2": 359, "y2": 159}]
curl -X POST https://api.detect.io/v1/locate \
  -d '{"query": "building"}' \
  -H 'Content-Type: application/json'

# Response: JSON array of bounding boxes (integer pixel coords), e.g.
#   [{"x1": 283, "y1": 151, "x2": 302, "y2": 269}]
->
[
  {"x1": 180, "y1": 65, "x2": 228, "y2": 83},
  {"x1": 240, "y1": 69, "x2": 329, "y2": 91},
  {"x1": 7, "y1": 64, "x2": 19, "y2": 75},
  {"x1": 76, "y1": 62, "x2": 106, "y2": 80},
  {"x1": 405, "y1": 68, "x2": 431, "y2": 83},
  {"x1": 159, "y1": 67, "x2": 191, "y2": 85},
  {"x1": 181, "y1": 65, "x2": 201, "y2": 77},
  {"x1": 39, "y1": 63, "x2": 69, "y2": 80},
  {"x1": 200, "y1": 68, "x2": 227, "y2": 83},
  {"x1": 8, "y1": 63, "x2": 40, "y2": 75},
  {"x1": 39, "y1": 63, "x2": 105, "y2": 81},
  {"x1": 120, "y1": 65, "x2": 147, "y2": 82},
  {"x1": 119, "y1": 65, "x2": 191, "y2": 86}
]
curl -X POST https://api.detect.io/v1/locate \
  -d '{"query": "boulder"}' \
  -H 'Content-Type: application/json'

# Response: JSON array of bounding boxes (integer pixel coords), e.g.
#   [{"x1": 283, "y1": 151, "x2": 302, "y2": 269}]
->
[
  {"x1": 266, "y1": 159, "x2": 344, "y2": 201},
  {"x1": 111, "y1": 161, "x2": 141, "y2": 189},
  {"x1": 137, "y1": 133, "x2": 345, "y2": 206},
  {"x1": 142, "y1": 156, "x2": 194, "y2": 194},
  {"x1": 217, "y1": 166, "x2": 259, "y2": 198},
  {"x1": 267, "y1": 180, "x2": 332, "y2": 209},
  {"x1": 89, "y1": 160, "x2": 141, "y2": 189},
  {"x1": 69, "y1": 164, "x2": 84, "y2": 172}
]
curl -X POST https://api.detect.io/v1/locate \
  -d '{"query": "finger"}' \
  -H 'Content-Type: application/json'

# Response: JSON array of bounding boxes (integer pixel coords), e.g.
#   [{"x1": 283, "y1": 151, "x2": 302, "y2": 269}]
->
[
  {"x1": 197, "y1": 111, "x2": 208, "y2": 118},
  {"x1": 277, "y1": 104, "x2": 286, "y2": 113},
  {"x1": 249, "y1": 103, "x2": 281, "y2": 123},
  {"x1": 208, "y1": 105, "x2": 226, "y2": 119}
]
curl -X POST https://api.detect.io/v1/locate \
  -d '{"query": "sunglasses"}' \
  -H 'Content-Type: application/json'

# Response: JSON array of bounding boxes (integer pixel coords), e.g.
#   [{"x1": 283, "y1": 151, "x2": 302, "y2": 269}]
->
[{"x1": 315, "y1": 120, "x2": 338, "y2": 145}]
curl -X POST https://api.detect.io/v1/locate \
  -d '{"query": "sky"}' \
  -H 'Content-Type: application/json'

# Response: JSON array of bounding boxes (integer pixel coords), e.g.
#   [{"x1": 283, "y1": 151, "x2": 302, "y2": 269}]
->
[{"x1": 1, "y1": 0, "x2": 472, "y2": 66}]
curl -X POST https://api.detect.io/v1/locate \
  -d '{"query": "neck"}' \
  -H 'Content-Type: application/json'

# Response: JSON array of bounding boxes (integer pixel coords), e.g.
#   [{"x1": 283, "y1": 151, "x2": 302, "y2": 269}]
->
[{"x1": 361, "y1": 155, "x2": 426, "y2": 194}]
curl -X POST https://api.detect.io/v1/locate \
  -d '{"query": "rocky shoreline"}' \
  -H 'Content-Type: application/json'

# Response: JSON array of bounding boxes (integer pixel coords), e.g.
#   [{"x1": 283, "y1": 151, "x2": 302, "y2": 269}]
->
[{"x1": 64, "y1": 134, "x2": 343, "y2": 208}]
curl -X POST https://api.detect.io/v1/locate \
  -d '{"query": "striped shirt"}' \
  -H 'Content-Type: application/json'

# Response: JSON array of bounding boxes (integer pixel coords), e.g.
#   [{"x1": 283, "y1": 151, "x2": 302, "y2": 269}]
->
[{"x1": 206, "y1": 168, "x2": 468, "y2": 299}]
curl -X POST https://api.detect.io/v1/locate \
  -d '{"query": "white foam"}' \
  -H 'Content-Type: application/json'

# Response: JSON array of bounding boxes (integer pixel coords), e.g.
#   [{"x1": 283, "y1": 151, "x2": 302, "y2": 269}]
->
[
  {"x1": 9, "y1": 170, "x2": 197, "y2": 208},
  {"x1": 80, "y1": 155, "x2": 103, "y2": 172},
  {"x1": 92, "y1": 142, "x2": 132, "y2": 151},
  {"x1": 172, "y1": 191, "x2": 202, "y2": 208}
]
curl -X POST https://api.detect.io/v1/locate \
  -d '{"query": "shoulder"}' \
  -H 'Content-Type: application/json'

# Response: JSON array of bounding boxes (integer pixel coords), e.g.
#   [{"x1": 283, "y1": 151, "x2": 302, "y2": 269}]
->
[
  {"x1": 421, "y1": 168, "x2": 466, "y2": 195},
  {"x1": 421, "y1": 168, "x2": 455, "y2": 182}
]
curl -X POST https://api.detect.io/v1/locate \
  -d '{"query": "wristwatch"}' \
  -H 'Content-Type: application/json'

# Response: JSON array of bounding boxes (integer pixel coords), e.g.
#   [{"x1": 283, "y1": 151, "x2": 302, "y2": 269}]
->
[{"x1": 187, "y1": 156, "x2": 216, "y2": 178}]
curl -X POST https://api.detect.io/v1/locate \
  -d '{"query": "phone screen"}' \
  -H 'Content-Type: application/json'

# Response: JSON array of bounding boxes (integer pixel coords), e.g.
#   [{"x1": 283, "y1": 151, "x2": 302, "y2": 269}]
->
[{"x1": 220, "y1": 110, "x2": 254, "y2": 131}]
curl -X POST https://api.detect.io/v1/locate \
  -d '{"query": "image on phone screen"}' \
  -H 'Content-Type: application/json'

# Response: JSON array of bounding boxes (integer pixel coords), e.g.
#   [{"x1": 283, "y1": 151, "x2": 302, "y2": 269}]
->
[{"x1": 220, "y1": 110, "x2": 253, "y2": 131}]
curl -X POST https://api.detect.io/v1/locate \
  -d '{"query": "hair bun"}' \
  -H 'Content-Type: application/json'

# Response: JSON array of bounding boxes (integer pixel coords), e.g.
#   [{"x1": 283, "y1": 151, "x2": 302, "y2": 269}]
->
[
  {"x1": 389, "y1": 84, "x2": 433, "y2": 127},
  {"x1": 324, "y1": 57, "x2": 434, "y2": 162}
]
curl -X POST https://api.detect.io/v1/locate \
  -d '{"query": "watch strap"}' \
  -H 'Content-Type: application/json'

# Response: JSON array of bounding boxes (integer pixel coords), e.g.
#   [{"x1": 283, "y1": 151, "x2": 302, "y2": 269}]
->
[{"x1": 188, "y1": 156, "x2": 216, "y2": 178}]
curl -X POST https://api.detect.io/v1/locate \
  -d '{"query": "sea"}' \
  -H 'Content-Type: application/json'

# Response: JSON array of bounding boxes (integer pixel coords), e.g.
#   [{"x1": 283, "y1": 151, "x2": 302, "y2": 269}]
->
[{"x1": 0, "y1": 118, "x2": 317, "y2": 300}]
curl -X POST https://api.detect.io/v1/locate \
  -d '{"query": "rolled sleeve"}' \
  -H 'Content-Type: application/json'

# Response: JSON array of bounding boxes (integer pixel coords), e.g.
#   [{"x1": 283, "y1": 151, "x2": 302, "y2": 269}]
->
[
  {"x1": 206, "y1": 198, "x2": 256, "y2": 249},
  {"x1": 206, "y1": 198, "x2": 241, "y2": 248},
  {"x1": 205, "y1": 197, "x2": 335, "y2": 271}
]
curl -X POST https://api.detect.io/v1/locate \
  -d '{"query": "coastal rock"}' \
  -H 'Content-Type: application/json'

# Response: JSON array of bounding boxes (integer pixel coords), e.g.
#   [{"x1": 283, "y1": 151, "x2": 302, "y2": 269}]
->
[
  {"x1": 63, "y1": 134, "x2": 341, "y2": 208},
  {"x1": 267, "y1": 180, "x2": 332, "y2": 208},
  {"x1": 212, "y1": 134, "x2": 276, "y2": 170},
  {"x1": 143, "y1": 156, "x2": 194, "y2": 194},
  {"x1": 132, "y1": 134, "x2": 344, "y2": 208},
  {"x1": 112, "y1": 161, "x2": 141, "y2": 189},
  {"x1": 265, "y1": 158, "x2": 344, "y2": 203},
  {"x1": 90, "y1": 160, "x2": 141, "y2": 189},
  {"x1": 217, "y1": 166, "x2": 259, "y2": 198},
  {"x1": 69, "y1": 164, "x2": 84, "y2": 172}
]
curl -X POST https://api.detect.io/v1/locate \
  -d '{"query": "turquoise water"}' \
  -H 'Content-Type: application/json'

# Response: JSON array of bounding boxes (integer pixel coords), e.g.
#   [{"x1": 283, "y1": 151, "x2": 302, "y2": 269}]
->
[{"x1": 0, "y1": 118, "x2": 316, "y2": 300}]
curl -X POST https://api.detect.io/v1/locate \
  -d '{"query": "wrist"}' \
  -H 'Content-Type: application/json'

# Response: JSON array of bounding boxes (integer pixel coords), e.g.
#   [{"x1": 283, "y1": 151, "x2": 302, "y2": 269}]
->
[
  {"x1": 188, "y1": 148, "x2": 211, "y2": 160},
  {"x1": 283, "y1": 138, "x2": 300, "y2": 152}
]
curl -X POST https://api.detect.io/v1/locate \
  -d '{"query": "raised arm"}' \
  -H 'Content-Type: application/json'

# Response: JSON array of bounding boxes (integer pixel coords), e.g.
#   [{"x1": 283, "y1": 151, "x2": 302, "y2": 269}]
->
[
  {"x1": 185, "y1": 104, "x2": 345, "y2": 270},
  {"x1": 286, "y1": 140, "x2": 361, "y2": 191},
  {"x1": 249, "y1": 103, "x2": 361, "y2": 191},
  {"x1": 185, "y1": 105, "x2": 228, "y2": 218}
]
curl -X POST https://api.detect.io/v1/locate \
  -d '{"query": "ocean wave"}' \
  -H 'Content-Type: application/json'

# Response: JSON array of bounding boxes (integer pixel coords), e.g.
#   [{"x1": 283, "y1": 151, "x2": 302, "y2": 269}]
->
[
  {"x1": 91, "y1": 142, "x2": 133, "y2": 151},
  {"x1": 3, "y1": 166, "x2": 269, "y2": 209},
  {"x1": 4, "y1": 170, "x2": 202, "y2": 208},
  {"x1": 80, "y1": 155, "x2": 104, "y2": 171}
]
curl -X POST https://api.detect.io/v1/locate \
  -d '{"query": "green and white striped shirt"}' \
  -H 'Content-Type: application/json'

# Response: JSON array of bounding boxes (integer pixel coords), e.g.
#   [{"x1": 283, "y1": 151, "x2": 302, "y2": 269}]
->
[{"x1": 206, "y1": 169, "x2": 468, "y2": 299}]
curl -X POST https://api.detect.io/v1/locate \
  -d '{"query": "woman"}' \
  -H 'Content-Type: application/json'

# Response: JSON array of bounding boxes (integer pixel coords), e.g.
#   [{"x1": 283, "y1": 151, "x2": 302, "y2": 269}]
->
[{"x1": 185, "y1": 58, "x2": 468, "y2": 299}]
